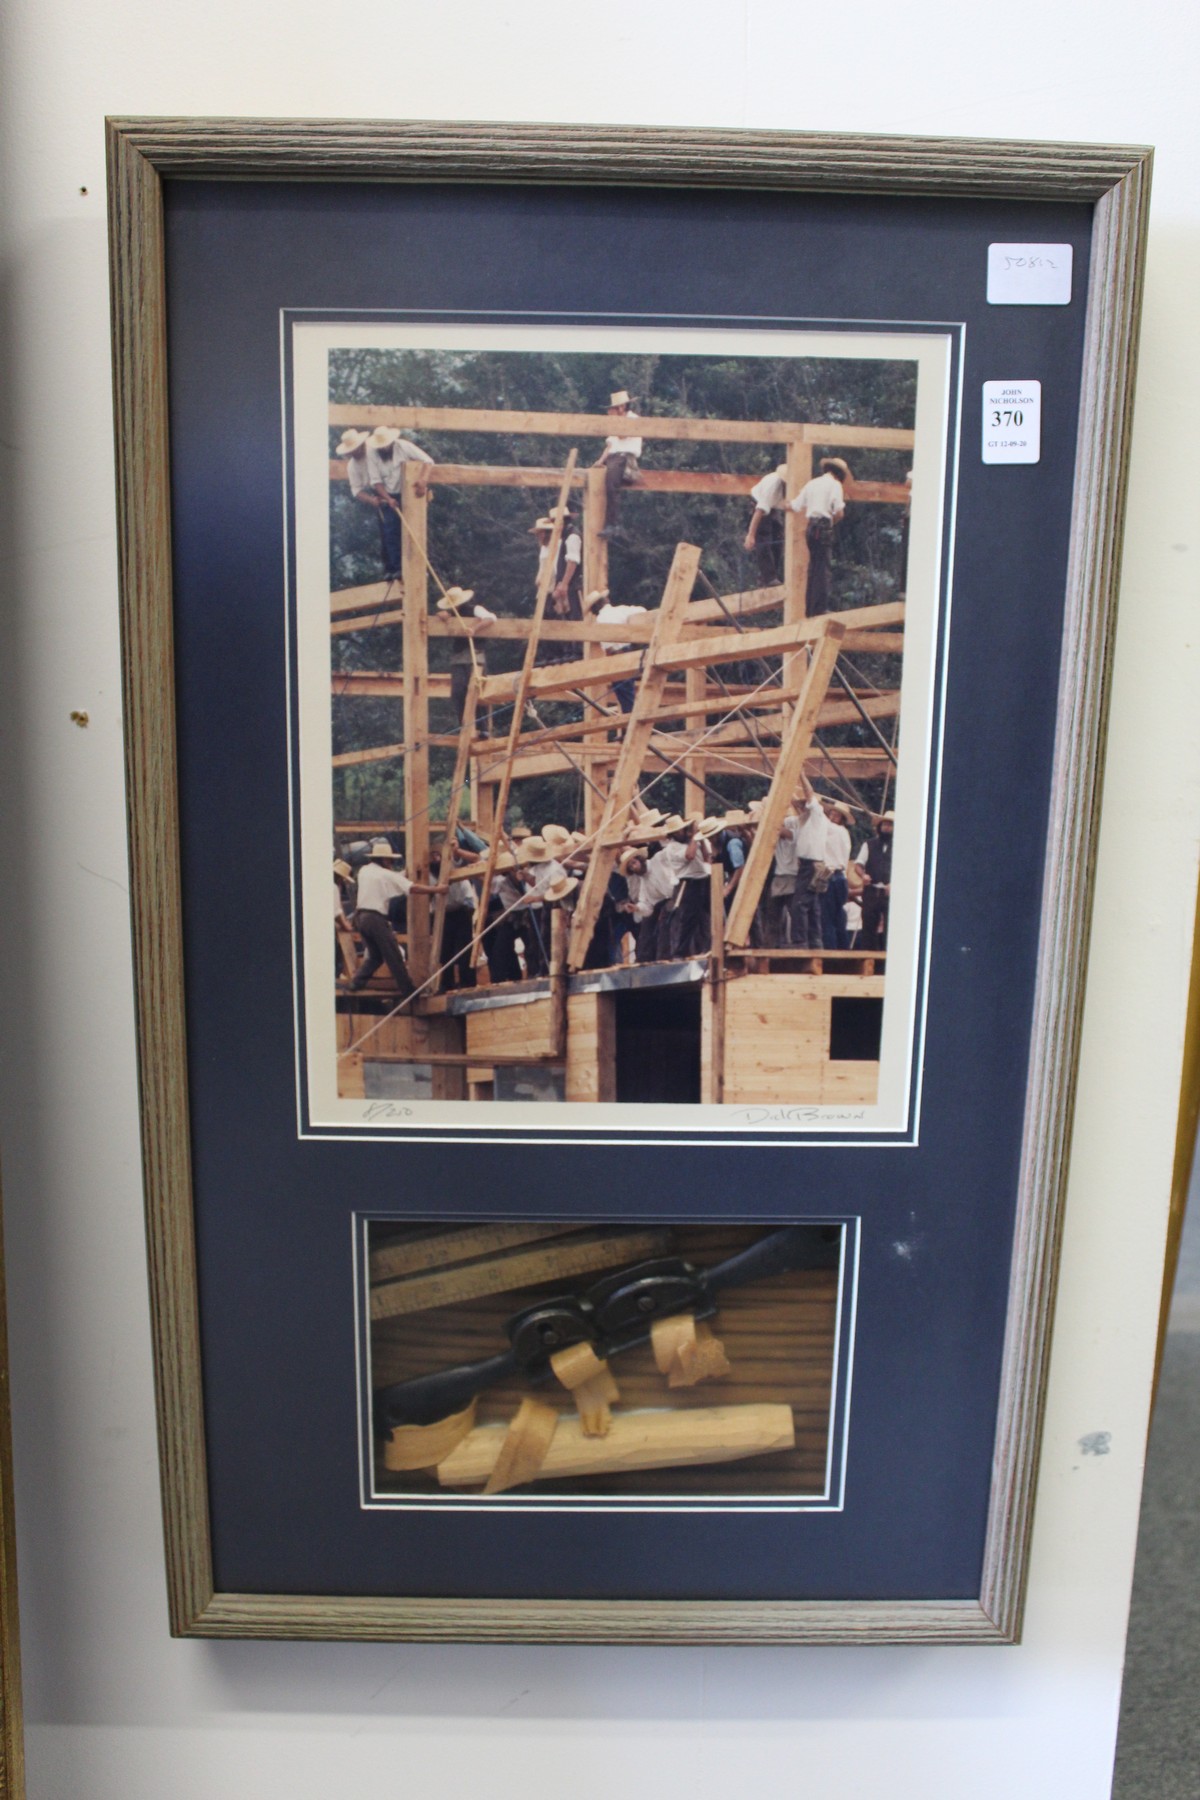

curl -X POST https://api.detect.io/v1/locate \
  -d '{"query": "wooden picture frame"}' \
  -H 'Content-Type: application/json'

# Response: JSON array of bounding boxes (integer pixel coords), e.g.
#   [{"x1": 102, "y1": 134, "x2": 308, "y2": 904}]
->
[{"x1": 106, "y1": 118, "x2": 1151, "y2": 1642}]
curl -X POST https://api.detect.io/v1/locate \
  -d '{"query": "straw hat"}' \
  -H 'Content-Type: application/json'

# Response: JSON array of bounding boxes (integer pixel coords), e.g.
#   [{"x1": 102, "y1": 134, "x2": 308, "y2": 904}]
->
[
  {"x1": 820, "y1": 456, "x2": 852, "y2": 480},
  {"x1": 656, "y1": 814, "x2": 687, "y2": 837},
  {"x1": 493, "y1": 851, "x2": 517, "y2": 872},
  {"x1": 366, "y1": 425, "x2": 401, "y2": 449},
  {"x1": 630, "y1": 805, "x2": 666, "y2": 828},
  {"x1": 541, "y1": 824, "x2": 572, "y2": 851},
  {"x1": 567, "y1": 831, "x2": 587, "y2": 851},
  {"x1": 609, "y1": 389, "x2": 632, "y2": 409},
  {"x1": 336, "y1": 429, "x2": 369, "y2": 455},
  {"x1": 509, "y1": 824, "x2": 532, "y2": 842},
  {"x1": 585, "y1": 588, "x2": 610, "y2": 612},
  {"x1": 369, "y1": 837, "x2": 400, "y2": 859},
  {"x1": 881, "y1": 810, "x2": 895, "y2": 823},
  {"x1": 618, "y1": 847, "x2": 645, "y2": 872},
  {"x1": 719, "y1": 810, "x2": 752, "y2": 829},
  {"x1": 528, "y1": 516, "x2": 555, "y2": 534},
  {"x1": 517, "y1": 836, "x2": 553, "y2": 865},
  {"x1": 436, "y1": 586, "x2": 475, "y2": 612},
  {"x1": 694, "y1": 816, "x2": 726, "y2": 839},
  {"x1": 333, "y1": 859, "x2": 353, "y2": 881},
  {"x1": 542, "y1": 875, "x2": 578, "y2": 905}
]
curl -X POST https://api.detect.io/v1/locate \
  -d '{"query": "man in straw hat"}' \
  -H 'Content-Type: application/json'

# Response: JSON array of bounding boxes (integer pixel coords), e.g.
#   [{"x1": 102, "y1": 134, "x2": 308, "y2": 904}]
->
[
  {"x1": 592, "y1": 390, "x2": 643, "y2": 536},
  {"x1": 513, "y1": 835, "x2": 569, "y2": 977},
  {"x1": 666, "y1": 817, "x2": 717, "y2": 959},
  {"x1": 789, "y1": 455, "x2": 852, "y2": 616},
  {"x1": 784, "y1": 773, "x2": 832, "y2": 951},
  {"x1": 529, "y1": 506, "x2": 583, "y2": 663},
  {"x1": 336, "y1": 428, "x2": 403, "y2": 581},
  {"x1": 436, "y1": 586, "x2": 497, "y2": 726},
  {"x1": 855, "y1": 809, "x2": 894, "y2": 949},
  {"x1": 819, "y1": 798, "x2": 854, "y2": 951},
  {"x1": 340, "y1": 839, "x2": 439, "y2": 998}
]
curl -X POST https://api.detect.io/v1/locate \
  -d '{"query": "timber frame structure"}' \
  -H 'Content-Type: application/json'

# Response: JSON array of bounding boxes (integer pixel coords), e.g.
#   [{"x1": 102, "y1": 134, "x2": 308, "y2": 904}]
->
[{"x1": 331, "y1": 400, "x2": 911, "y2": 1108}]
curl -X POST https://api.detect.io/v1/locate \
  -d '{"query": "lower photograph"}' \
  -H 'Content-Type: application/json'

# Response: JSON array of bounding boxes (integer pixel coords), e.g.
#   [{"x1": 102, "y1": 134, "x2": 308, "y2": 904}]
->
[{"x1": 360, "y1": 1218, "x2": 856, "y2": 1506}]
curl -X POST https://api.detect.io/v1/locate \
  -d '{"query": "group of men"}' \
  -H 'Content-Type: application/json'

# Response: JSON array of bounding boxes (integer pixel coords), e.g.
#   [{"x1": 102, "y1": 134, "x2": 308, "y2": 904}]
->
[
  {"x1": 334, "y1": 796, "x2": 894, "y2": 999},
  {"x1": 333, "y1": 388, "x2": 895, "y2": 999}
]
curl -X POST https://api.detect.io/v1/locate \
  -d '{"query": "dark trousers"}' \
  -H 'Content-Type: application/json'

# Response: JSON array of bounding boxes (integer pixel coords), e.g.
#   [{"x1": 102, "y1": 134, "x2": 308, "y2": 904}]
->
[
  {"x1": 613, "y1": 676, "x2": 636, "y2": 713},
  {"x1": 350, "y1": 909, "x2": 413, "y2": 995},
  {"x1": 636, "y1": 905, "x2": 664, "y2": 964},
  {"x1": 485, "y1": 900, "x2": 522, "y2": 985},
  {"x1": 788, "y1": 859, "x2": 824, "y2": 950},
  {"x1": 604, "y1": 453, "x2": 639, "y2": 524},
  {"x1": 862, "y1": 885, "x2": 890, "y2": 949},
  {"x1": 375, "y1": 503, "x2": 402, "y2": 580},
  {"x1": 441, "y1": 907, "x2": 476, "y2": 989},
  {"x1": 521, "y1": 905, "x2": 550, "y2": 977},
  {"x1": 669, "y1": 878, "x2": 712, "y2": 959},
  {"x1": 821, "y1": 870, "x2": 849, "y2": 950},
  {"x1": 805, "y1": 519, "x2": 834, "y2": 616},
  {"x1": 539, "y1": 584, "x2": 582, "y2": 664},
  {"x1": 755, "y1": 509, "x2": 784, "y2": 586}
]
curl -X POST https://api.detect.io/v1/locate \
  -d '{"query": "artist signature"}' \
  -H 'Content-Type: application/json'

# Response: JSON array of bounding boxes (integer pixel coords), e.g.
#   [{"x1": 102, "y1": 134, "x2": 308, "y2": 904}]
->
[
  {"x1": 362, "y1": 1102, "x2": 416, "y2": 1121},
  {"x1": 732, "y1": 1107, "x2": 867, "y2": 1126}
]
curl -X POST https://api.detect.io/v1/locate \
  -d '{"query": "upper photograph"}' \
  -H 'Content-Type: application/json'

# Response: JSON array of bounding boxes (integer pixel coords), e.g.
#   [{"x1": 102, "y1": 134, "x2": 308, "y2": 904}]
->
[{"x1": 290, "y1": 321, "x2": 956, "y2": 1139}]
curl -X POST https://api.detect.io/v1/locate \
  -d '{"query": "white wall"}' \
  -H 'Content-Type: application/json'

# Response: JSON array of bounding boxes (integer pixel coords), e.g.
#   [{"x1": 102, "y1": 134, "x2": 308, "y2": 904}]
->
[{"x1": 1, "y1": 5, "x2": 1196, "y2": 1796}]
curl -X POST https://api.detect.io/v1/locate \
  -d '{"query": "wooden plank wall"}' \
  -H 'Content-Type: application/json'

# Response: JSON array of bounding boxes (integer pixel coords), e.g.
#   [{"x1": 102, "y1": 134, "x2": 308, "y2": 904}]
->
[{"x1": 721, "y1": 976, "x2": 882, "y2": 1107}]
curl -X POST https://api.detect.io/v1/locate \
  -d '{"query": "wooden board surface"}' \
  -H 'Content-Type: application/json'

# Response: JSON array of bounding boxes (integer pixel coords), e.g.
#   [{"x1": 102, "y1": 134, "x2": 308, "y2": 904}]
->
[{"x1": 371, "y1": 1223, "x2": 839, "y2": 1498}]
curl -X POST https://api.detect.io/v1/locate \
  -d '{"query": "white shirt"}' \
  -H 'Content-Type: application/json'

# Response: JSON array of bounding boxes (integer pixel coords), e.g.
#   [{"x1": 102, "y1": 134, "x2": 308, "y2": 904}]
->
[
  {"x1": 640, "y1": 846, "x2": 683, "y2": 914},
  {"x1": 355, "y1": 861, "x2": 412, "y2": 914},
  {"x1": 366, "y1": 438, "x2": 434, "y2": 494},
  {"x1": 446, "y1": 879, "x2": 477, "y2": 910},
  {"x1": 676, "y1": 838, "x2": 713, "y2": 881},
  {"x1": 790, "y1": 471, "x2": 845, "y2": 522},
  {"x1": 844, "y1": 899, "x2": 863, "y2": 931},
  {"x1": 822, "y1": 821, "x2": 851, "y2": 874},
  {"x1": 596, "y1": 601, "x2": 648, "y2": 653},
  {"x1": 783, "y1": 797, "x2": 828, "y2": 863},
  {"x1": 492, "y1": 871, "x2": 523, "y2": 908},
  {"x1": 538, "y1": 531, "x2": 583, "y2": 575},
  {"x1": 750, "y1": 465, "x2": 788, "y2": 515},
  {"x1": 345, "y1": 449, "x2": 373, "y2": 497},
  {"x1": 604, "y1": 411, "x2": 642, "y2": 458}
]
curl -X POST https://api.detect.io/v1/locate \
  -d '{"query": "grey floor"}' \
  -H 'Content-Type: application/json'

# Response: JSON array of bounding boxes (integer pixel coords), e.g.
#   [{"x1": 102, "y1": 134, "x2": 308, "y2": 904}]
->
[{"x1": 1110, "y1": 1174, "x2": 1200, "y2": 1797}]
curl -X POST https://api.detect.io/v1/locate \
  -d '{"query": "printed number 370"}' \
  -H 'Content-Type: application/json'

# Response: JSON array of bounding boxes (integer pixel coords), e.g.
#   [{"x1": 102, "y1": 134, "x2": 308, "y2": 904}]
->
[{"x1": 990, "y1": 409, "x2": 1024, "y2": 427}]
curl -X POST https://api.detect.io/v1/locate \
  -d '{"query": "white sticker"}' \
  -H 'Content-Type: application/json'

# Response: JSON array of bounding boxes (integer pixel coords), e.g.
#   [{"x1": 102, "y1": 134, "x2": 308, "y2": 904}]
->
[
  {"x1": 987, "y1": 243, "x2": 1073, "y2": 306},
  {"x1": 982, "y1": 381, "x2": 1041, "y2": 464}
]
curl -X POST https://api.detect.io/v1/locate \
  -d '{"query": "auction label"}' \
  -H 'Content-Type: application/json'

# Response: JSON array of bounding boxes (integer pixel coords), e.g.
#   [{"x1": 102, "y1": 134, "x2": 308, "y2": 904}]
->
[
  {"x1": 982, "y1": 380, "x2": 1041, "y2": 465},
  {"x1": 987, "y1": 243, "x2": 1073, "y2": 305}
]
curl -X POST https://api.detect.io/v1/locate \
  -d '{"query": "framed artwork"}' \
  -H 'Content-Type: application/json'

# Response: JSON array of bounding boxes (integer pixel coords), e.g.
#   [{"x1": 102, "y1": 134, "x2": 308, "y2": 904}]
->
[{"x1": 107, "y1": 118, "x2": 1150, "y2": 1641}]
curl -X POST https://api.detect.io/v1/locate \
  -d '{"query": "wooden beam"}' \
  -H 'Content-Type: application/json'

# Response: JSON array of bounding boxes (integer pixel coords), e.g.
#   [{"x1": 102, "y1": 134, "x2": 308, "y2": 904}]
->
[
  {"x1": 549, "y1": 907, "x2": 569, "y2": 1057},
  {"x1": 842, "y1": 631, "x2": 905, "y2": 654},
  {"x1": 802, "y1": 423, "x2": 915, "y2": 448},
  {"x1": 330, "y1": 402, "x2": 916, "y2": 448},
  {"x1": 332, "y1": 671, "x2": 452, "y2": 699},
  {"x1": 330, "y1": 578, "x2": 404, "y2": 615},
  {"x1": 567, "y1": 544, "x2": 701, "y2": 970},
  {"x1": 470, "y1": 452, "x2": 578, "y2": 963},
  {"x1": 724, "y1": 619, "x2": 847, "y2": 946},
  {"x1": 582, "y1": 466, "x2": 609, "y2": 837},
  {"x1": 331, "y1": 461, "x2": 912, "y2": 502},
  {"x1": 430, "y1": 674, "x2": 479, "y2": 979},
  {"x1": 710, "y1": 861, "x2": 726, "y2": 1105},
  {"x1": 784, "y1": 440, "x2": 812, "y2": 625},
  {"x1": 401, "y1": 465, "x2": 431, "y2": 983},
  {"x1": 332, "y1": 607, "x2": 406, "y2": 635}
]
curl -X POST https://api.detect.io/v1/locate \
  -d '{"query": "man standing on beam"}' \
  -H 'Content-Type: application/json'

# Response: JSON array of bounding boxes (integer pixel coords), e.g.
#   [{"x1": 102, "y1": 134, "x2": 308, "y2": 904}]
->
[
  {"x1": 593, "y1": 389, "x2": 643, "y2": 538},
  {"x1": 789, "y1": 455, "x2": 852, "y2": 615}
]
